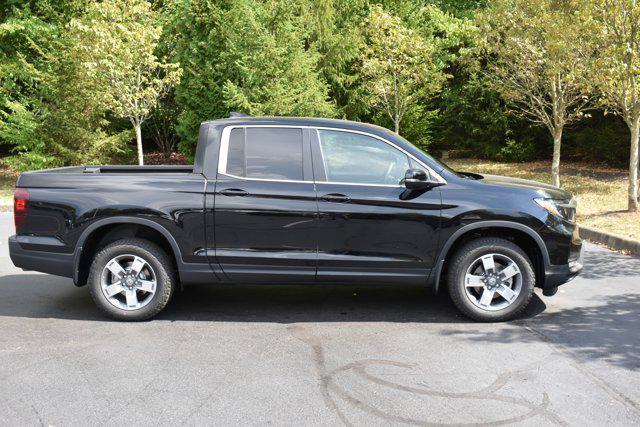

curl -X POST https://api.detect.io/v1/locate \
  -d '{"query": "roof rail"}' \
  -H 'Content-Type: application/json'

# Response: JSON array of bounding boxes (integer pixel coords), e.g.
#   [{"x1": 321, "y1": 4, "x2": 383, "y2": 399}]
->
[{"x1": 229, "y1": 112, "x2": 251, "y2": 118}]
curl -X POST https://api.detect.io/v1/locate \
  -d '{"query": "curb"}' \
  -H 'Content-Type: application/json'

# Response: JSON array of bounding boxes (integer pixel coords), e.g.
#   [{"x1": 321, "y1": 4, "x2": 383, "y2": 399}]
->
[{"x1": 579, "y1": 225, "x2": 640, "y2": 256}]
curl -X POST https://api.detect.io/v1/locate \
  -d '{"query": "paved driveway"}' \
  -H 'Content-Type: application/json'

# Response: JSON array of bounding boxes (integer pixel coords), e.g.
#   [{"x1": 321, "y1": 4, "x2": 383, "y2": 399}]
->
[{"x1": 0, "y1": 212, "x2": 638, "y2": 426}]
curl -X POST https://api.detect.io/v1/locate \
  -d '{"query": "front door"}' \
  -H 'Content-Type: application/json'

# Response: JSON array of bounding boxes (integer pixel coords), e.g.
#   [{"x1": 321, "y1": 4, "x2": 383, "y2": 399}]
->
[
  {"x1": 214, "y1": 126, "x2": 318, "y2": 282},
  {"x1": 312, "y1": 128, "x2": 441, "y2": 285}
]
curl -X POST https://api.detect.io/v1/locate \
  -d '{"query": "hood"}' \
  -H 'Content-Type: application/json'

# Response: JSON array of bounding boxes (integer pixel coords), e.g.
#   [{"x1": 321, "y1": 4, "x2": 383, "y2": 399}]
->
[{"x1": 473, "y1": 173, "x2": 572, "y2": 200}]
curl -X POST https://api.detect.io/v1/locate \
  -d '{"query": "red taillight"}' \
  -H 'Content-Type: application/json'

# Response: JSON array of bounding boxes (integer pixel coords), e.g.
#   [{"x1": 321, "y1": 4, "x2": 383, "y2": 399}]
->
[{"x1": 14, "y1": 188, "x2": 29, "y2": 232}]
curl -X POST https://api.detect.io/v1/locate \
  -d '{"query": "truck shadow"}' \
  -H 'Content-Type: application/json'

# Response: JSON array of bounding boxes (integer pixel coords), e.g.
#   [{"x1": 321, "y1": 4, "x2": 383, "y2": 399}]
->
[
  {"x1": 0, "y1": 273, "x2": 545, "y2": 324},
  {"x1": 440, "y1": 292, "x2": 640, "y2": 371},
  {"x1": 1, "y1": 270, "x2": 639, "y2": 370}
]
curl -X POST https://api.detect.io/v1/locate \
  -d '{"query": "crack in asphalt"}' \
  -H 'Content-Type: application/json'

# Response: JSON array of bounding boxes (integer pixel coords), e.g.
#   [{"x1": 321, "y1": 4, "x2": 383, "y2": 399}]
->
[{"x1": 289, "y1": 324, "x2": 567, "y2": 426}]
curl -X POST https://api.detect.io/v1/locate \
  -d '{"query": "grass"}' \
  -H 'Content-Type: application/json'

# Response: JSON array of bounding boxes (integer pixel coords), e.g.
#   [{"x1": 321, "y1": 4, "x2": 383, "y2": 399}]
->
[{"x1": 447, "y1": 158, "x2": 640, "y2": 241}]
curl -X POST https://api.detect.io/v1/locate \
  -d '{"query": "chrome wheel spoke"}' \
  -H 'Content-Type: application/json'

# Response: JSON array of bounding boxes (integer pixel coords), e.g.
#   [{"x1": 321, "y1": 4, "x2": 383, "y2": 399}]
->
[
  {"x1": 497, "y1": 284, "x2": 517, "y2": 302},
  {"x1": 106, "y1": 260, "x2": 126, "y2": 277},
  {"x1": 481, "y1": 255, "x2": 496, "y2": 273},
  {"x1": 465, "y1": 274, "x2": 485, "y2": 287},
  {"x1": 125, "y1": 289, "x2": 139, "y2": 308},
  {"x1": 498, "y1": 262, "x2": 519, "y2": 280},
  {"x1": 479, "y1": 288, "x2": 495, "y2": 307},
  {"x1": 138, "y1": 280, "x2": 155, "y2": 293},
  {"x1": 129, "y1": 256, "x2": 147, "y2": 276},
  {"x1": 104, "y1": 282, "x2": 124, "y2": 297}
]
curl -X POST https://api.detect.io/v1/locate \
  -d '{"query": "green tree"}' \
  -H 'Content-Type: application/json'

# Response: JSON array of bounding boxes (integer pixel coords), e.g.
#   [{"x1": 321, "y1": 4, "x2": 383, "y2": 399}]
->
[
  {"x1": 592, "y1": 0, "x2": 640, "y2": 211},
  {"x1": 167, "y1": 0, "x2": 336, "y2": 157},
  {"x1": 146, "y1": 91, "x2": 180, "y2": 159},
  {"x1": 381, "y1": 2, "x2": 480, "y2": 150},
  {"x1": 360, "y1": 5, "x2": 447, "y2": 134},
  {"x1": 0, "y1": 5, "x2": 60, "y2": 169},
  {"x1": 477, "y1": 0, "x2": 595, "y2": 188},
  {"x1": 220, "y1": 0, "x2": 336, "y2": 117},
  {"x1": 302, "y1": 0, "x2": 368, "y2": 118},
  {"x1": 70, "y1": 0, "x2": 182, "y2": 165}
]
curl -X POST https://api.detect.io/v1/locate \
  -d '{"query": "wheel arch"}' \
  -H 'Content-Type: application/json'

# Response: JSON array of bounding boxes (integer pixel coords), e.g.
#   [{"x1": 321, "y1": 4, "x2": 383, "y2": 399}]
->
[
  {"x1": 431, "y1": 221, "x2": 549, "y2": 293},
  {"x1": 73, "y1": 217, "x2": 183, "y2": 287}
]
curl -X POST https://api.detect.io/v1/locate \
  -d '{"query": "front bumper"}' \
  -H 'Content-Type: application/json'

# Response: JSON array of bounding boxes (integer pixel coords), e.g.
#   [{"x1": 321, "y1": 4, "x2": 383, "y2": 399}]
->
[
  {"x1": 9, "y1": 235, "x2": 74, "y2": 278},
  {"x1": 544, "y1": 256, "x2": 583, "y2": 289},
  {"x1": 544, "y1": 261, "x2": 582, "y2": 289}
]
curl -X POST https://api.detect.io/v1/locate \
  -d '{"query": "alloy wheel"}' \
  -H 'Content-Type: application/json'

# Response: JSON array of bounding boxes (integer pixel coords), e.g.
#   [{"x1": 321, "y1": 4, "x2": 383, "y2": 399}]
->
[
  {"x1": 463, "y1": 253, "x2": 522, "y2": 311},
  {"x1": 100, "y1": 254, "x2": 157, "y2": 311}
]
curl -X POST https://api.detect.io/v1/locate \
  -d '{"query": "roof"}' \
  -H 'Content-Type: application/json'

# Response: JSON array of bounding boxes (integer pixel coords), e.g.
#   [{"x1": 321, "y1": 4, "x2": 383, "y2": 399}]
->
[{"x1": 202, "y1": 116, "x2": 397, "y2": 140}]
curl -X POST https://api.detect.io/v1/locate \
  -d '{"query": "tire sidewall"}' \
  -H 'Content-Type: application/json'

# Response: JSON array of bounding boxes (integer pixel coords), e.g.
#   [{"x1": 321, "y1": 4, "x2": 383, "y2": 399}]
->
[
  {"x1": 448, "y1": 239, "x2": 535, "y2": 322},
  {"x1": 88, "y1": 240, "x2": 174, "y2": 321}
]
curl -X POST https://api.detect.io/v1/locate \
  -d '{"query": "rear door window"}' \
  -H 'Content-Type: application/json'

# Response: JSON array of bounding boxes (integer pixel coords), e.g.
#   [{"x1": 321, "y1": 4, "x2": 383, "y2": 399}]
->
[{"x1": 226, "y1": 127, "x2": 304, "y2": 181}]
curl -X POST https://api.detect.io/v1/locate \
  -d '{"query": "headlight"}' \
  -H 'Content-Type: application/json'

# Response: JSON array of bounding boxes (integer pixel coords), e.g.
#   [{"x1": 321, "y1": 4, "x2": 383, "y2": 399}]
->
[{"x1": 534, "y1": 198, "x2": 576, "y2": 222}]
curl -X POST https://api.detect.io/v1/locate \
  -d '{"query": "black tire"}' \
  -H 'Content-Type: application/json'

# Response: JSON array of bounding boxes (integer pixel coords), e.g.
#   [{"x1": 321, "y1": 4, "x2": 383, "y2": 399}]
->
[
  {"x1": 88, "y1": 238, "x2": 175, "y2": 321},
  {"x1": 446, "y1": 237, "x2": 535, "y2": 322}
]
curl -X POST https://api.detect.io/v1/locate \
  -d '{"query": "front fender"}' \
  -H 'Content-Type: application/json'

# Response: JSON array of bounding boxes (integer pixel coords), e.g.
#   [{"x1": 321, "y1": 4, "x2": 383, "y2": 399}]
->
[{"x1": 428, "y1": 220, "x2": 550, "y2": 293}]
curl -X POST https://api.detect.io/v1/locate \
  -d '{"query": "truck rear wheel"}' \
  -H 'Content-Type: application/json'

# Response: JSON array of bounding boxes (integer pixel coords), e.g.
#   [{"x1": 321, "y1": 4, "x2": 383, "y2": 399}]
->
[
  {"x1": 88, "y1": 238, "x2": 175, "y2": 321},
  {"x1": 446, "y1": 237, "x2": 535, "y2": 322}
]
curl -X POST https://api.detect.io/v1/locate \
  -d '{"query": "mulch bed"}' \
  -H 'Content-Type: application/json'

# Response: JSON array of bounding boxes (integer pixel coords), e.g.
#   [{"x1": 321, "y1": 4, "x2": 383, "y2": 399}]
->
[{"x1": 143, "y1": 152, "x2": 190, "y2": 165}]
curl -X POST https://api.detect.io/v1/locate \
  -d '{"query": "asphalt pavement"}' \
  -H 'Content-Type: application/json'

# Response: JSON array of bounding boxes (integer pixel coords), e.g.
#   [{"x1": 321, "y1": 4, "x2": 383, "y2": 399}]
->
[{"x1": 0, "y1": 212, "x2": 638, "y2": 426}]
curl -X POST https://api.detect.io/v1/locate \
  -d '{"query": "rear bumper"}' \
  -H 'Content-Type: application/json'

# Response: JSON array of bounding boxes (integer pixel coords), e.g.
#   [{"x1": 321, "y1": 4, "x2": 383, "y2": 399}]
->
[{"x1": 9, "y1": 235, "x2": 74, "y2": 278}]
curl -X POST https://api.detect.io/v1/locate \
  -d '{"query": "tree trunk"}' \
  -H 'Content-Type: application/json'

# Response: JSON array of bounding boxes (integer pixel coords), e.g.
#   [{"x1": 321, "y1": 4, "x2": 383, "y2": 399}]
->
[
  {"x1": 628, "y1": 119, "x2": 639, "y2": 212},
  {"x1": 551, "y1": 127, "x2": 563, "y2": 188},
  {"x1": 134, "y1": 122, "x2": 144, "y2": 166},
  {"x1": 394, "y1": 119, "x2": 400, "y2": 134}
]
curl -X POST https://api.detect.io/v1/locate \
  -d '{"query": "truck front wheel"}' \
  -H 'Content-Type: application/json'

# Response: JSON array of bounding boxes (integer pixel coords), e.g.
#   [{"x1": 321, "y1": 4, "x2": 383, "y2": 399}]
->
[
  {"x1": 446, "y1": 237, "x2": 535, "y2": 322},
  {"x1": 87, "y1": 238, "x2": 176, "y2": 321}
]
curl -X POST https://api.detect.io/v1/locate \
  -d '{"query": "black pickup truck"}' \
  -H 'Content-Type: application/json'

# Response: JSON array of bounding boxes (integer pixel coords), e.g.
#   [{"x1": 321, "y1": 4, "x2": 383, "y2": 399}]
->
[{"x1": 9, "y1": 116, "x2": 582, "y2": 321}]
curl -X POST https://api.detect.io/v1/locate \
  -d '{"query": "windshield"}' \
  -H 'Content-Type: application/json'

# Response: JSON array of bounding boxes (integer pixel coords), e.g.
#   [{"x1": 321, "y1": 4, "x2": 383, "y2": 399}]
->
[
  {"x1": 390, "y1": 131, "x2": 463, "y2": 177},
  {"x1": 426, "y1": 153, "x2": 463, "y2": 177}
]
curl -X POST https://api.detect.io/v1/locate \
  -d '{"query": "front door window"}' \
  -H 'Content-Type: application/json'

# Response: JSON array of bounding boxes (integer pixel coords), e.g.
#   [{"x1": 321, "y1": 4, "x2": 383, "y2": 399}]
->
[{"x1": 318, "y1": 130, "x2": 411, "y2": 185}]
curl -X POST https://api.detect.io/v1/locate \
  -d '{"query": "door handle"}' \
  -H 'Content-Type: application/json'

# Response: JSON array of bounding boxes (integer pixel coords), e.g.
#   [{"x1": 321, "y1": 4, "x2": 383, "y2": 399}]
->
[
  {"x1": 219, "y1": 188, "x2": 249, "y2": 197},
  {"x1": 320, "y1": 193, "x2": 350, "y2": 203}
]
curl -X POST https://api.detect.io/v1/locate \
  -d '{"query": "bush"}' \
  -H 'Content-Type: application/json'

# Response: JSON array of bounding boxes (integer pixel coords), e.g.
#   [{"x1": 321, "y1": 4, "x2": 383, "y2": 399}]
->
[
  {"x1": 0, "y1": 101, "x2": 61, "y2": 171},
  {"x1": 565, "y1": 113, "x2": 629, "y2": 167},
  {"x1": 2, "y1": 152, "x2": 62, "y2": 171},
  {"x1": 497, "y1": 138, "x2": 537, "y2": 162}
]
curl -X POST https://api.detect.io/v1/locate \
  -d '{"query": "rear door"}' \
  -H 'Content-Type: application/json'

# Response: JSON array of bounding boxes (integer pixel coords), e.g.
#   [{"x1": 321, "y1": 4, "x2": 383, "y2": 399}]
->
[
  {"x1": 312, "y1": 128, "x2": 442, "y2": 285},
  {"x1": 213, "y1": 126, "x2": 318, "y2": 282}
]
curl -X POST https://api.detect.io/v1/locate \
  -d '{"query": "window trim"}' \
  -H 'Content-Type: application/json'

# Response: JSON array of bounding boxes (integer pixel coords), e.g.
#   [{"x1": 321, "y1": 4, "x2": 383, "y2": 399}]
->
[{"x1": 217, "y1": 124, "x2": 446, "y2": 186}]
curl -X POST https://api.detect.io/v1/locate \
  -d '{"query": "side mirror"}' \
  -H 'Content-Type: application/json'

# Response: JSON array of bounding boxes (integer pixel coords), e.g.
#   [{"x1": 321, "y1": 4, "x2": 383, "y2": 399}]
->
[{"x1": 404, "y1": 168, "x2": 441, "y2": 190}]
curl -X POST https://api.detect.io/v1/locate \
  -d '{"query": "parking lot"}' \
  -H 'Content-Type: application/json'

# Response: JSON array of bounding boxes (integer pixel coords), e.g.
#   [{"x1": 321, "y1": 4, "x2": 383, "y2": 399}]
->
[{"x1": 0, "y1": 212, "x2": 638, "y2": 425}]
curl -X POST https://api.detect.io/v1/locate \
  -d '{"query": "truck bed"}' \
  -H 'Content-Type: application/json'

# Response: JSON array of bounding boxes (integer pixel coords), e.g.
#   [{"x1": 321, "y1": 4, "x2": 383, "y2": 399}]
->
[
  {"x1": 26, "y1": 165, "x2": 194, "y2": 174},
  {"x1": 16, "y1": 165, "x2": 197, "y2": 187}
]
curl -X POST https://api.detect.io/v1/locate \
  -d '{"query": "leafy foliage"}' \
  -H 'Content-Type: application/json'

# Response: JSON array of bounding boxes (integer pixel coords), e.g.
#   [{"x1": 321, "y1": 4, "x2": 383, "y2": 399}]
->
[
  {"x1": 69, "y1": 0, "x2": 182, "y2": 165},
  {"x1": 168, "y1": 0, "x2": 336, "y2": 155},
  {"x1": 0, "y1": 0, "x2": 637, "y2": 184},
  {"x1": 359, "y1": 5, "x2": 447, "y2": 134},
  {"x1": 590, "y1": 0, "x2": 640, "y2": 210},
  {"x1": 475, "y1": 0, "x2": 596, "y2": 186},
  {"x1": 0, "y1": 0, "x2": 132, "y2": 169}
]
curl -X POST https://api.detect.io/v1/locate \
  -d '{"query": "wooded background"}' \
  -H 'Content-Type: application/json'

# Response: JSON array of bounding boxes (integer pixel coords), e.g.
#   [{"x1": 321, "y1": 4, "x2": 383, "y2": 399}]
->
[{"x1": 2, "y1": 0, "x2": 639, "y2": 208}]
